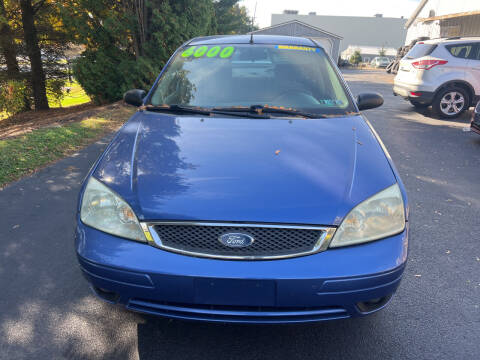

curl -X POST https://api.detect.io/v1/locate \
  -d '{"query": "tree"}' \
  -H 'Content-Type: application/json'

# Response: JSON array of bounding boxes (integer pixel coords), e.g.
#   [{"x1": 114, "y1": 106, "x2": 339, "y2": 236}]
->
[
  {"x1": 0, "y1": 0, "x2": 20, "y2": 79},
  {"x1": 214, "y1": 0, "x2": 254, "y2": 34},
  {"x1": 20, "y1": 0, "x2": 49, "y2": 110},
  {"x1": 0, "y1": 0, "x2": 70, "y2": 115},
  {"x1": 350, "y1": 50, "x2": 362, "y2": 65},
  {"x1": 379, "y1": 46, "x2": 386, "y2": 56},
  {"x1": 59, "y1": 0, "x2": 255, "y2": 104},
  {"x1": 61, "y1": 0, "x2": 218, "y2": 104}
]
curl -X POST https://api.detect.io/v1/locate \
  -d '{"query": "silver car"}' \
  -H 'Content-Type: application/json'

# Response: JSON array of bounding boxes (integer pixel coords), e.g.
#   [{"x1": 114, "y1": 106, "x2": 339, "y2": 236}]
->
[
  {"x1": 393, "y1": 37, "x2": 480, "y2": 118},
  {"x1": 371, "y1": 57, "x2": 390, "y2": 68}
]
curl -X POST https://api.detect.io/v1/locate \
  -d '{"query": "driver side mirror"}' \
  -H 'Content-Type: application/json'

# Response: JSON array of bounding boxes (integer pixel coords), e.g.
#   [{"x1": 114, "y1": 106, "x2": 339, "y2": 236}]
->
[
  {"x1": 124, "y1": 89, "x2": 146, "y2": 107},
  {"x1": 356, "y1": 92, "x2": 384, "y2": 111}
]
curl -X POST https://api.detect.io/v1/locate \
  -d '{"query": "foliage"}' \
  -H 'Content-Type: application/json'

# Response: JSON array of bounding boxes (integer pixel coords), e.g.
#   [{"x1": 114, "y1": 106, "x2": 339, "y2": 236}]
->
[
  {"x1": 350, "y1": 50, "x2": 362, "y2": 65},
  {"x1": 214, "y1": 0, "x2": 255, "y2": 34},
  {"x1": 48, "y1": 80, "x2": 90, "y2": 108},
  {"x1": 0, "y1": 0, "x2": 71, "y2": 112},
  {"x1": 61, "y1": 0, "x2": 253, "y2": 104},
  {"x1": 46, "y1": 78, "x2": 65, "y2": 107},
  {"x1": 0, "y1": 79, "x2": 30, "y2": 115}
]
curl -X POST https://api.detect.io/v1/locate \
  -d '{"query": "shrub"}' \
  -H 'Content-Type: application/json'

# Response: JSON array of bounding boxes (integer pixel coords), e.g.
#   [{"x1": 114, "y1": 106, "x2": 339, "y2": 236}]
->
[
  {"x1": 0, "y1": 79, "x2": 31, "y2": 116},
  {"x1": 350, "y1": 50, "x2": 362, "y2": 65},
  {"x1": 46, "y1": 78, "x2": 67, "y2": 107},
  {"x1": 73, "y1": 49, "x2": 141, "y2": 105}
]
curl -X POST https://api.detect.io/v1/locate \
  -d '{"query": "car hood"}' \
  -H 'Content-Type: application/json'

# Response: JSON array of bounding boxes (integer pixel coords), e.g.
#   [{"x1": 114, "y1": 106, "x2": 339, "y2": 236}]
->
[{"x1": 92, "y1": 111, "x2": 397, "y2": 225}]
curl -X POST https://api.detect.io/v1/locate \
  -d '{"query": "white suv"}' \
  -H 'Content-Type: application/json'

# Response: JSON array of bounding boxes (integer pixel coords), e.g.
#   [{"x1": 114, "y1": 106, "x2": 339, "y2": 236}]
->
[{"x1": 393, "y1": 37, "x2": 480, "y2": 118}]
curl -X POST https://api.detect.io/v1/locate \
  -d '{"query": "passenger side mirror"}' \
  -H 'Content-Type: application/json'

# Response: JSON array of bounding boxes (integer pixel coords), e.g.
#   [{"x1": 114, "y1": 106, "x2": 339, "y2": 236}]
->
[
  {"x1": 356, "y1": 92, "x2": 384, "y2": 111},
  {"x1": 124, "y1": 89, "x2": 146, "y2": 107}
]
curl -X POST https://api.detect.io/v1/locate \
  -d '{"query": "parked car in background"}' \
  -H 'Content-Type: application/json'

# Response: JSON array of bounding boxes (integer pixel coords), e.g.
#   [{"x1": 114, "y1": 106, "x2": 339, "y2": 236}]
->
[
  {"x1": 371, "y1": 57, "x2": 390, "y2": 68},
  {"x1": 471, "y1": 102, "x2": 480, "y2": 135},
  {"x1": 76, "y1": 35, "x2": 408, "y2": 324},
  {"x1": 393, "y1": 37, "x2": 480, "y2": 118},
  {"x1": 338, "y1": 58, "x2": 350, "y2": 67}
]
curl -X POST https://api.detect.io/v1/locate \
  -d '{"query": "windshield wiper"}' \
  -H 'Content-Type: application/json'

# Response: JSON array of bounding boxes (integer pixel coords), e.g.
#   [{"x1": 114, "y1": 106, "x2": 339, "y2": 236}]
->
[
  {"x1": 213, "y1": 105, "x2": 324, "y2": 119},
  {"x1": 146, "y1": 104, "x2": 271, "y2": 118},
  {"x1": 145, "y1": 104, "x2": 212, "y2": 115}
]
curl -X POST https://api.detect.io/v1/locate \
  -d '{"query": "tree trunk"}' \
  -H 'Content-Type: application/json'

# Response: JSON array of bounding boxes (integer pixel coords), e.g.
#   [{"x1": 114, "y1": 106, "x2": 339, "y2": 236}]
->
[
  {"x1": 20, "y1": 0, "x2": 49, "y2": 110},
  {"x1": 0, "y1": 0, "x2": 20, "y2": 79}
]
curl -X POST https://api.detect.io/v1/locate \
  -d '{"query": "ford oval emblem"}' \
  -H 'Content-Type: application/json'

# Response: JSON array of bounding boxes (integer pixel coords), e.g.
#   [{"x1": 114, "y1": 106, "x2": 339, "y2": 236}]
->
[{"x1": 219, "y1": 233, "x2": 254, "y2": 248}]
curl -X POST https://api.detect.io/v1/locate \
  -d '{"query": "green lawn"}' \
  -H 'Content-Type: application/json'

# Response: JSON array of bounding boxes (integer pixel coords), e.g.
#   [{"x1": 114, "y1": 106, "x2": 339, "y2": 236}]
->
[
  {"x1": 0, "y1": 105, "x2": 135, "y2": 187},
  {"x1": 1, "y1": 80, "x2": 91, "y2": 120},
  {"x1": 48, "y1": 80, "x2": 91, "y2": 108}
]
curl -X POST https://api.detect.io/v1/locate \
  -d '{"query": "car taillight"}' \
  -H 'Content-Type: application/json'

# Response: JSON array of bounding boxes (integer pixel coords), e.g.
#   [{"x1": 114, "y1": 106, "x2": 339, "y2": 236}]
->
[{"x1": 412, "y1": 59, "x2": 447, "y2": 70}]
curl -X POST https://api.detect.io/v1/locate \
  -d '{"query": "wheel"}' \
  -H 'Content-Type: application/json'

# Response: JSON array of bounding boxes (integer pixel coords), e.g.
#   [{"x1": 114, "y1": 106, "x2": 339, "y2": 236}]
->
[
  {"x1": 410, "y1": 100, "x2": 429, "y2": 108},
  {"x1": 432, "y1": 87, "x2": 469, "y2": 119}
]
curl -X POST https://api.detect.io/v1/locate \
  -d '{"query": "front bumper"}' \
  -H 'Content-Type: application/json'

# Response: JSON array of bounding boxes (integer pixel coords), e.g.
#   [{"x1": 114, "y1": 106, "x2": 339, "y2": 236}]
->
[{"x1": 75, "y1": 223, "x2": 408, "y2": 323}]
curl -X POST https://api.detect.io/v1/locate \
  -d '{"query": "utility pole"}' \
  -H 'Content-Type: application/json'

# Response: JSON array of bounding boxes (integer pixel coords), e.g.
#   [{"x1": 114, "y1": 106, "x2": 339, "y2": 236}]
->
[{"x1": 251, "y1": 1, "x2": 257, "y2": 32}]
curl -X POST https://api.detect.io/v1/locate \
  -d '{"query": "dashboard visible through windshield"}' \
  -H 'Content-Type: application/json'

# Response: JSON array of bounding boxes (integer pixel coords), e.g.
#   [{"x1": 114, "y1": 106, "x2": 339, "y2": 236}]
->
[{"x1": 149, "y1": 44, "x2": 355, "y2": 116}]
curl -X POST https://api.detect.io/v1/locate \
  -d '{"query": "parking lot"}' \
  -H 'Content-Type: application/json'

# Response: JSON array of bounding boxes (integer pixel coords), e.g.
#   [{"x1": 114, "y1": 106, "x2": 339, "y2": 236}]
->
[{"x1": 0, "y1": 69, "x2": 479, "y2": 360}]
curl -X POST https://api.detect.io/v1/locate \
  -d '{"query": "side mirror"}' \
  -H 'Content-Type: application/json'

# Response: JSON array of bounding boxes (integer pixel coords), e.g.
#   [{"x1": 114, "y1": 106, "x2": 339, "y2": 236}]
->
[
  {"x1": 356, "y1": 92, "x2": 384, "y2": 111},
  {"x1": 124, "y1": 89, "x2": 146, "y2": 107}
]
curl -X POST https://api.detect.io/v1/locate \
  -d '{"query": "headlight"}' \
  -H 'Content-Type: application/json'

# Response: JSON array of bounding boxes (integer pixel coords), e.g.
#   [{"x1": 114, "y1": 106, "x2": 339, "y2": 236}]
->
[
  {"x1": 330, "y1": 183, "x2": 405, "y2": 248},
  {"x1": 80, "y1": 177, "x2": 146, "y2": 242}
]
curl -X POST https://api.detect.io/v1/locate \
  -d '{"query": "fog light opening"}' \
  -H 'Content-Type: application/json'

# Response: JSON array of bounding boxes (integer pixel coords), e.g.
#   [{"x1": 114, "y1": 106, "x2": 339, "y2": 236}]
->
[
  {"x1": 356, "y1": 295, "x2": 392, "y2": 313},
  {"x1": 91, "y1": 286, "x2": 120, "y2": 304}
]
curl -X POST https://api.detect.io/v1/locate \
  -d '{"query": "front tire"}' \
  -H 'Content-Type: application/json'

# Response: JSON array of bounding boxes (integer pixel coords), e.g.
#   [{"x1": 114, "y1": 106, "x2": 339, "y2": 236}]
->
[{"x1": 432, "y1": 87, "x2": 469, "y2": 119}]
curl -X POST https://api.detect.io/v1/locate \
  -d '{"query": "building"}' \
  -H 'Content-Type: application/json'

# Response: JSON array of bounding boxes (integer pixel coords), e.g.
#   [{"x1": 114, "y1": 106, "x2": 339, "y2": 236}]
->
[
  {"x1": 405, "y1": 0, "x2": 480, "y2": 44},
  {"x1": 341, "y1": 45, "x2": 397, "y2": 63},
  {"x1": 250, "y1": 20, "x2": 343, "y2": 60},
  {"x1": 271, "y1": 11, "x2": 407, "y2": 57}
]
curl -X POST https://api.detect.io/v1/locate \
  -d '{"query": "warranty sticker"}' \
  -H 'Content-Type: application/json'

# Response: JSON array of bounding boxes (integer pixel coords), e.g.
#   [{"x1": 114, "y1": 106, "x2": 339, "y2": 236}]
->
[{"x1": 275, "y1": 45, "x2": 320, "y2": 52}]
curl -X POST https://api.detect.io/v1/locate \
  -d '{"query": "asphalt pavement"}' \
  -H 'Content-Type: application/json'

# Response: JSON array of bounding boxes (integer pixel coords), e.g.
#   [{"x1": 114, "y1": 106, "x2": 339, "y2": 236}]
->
[{"x1": 0, "y1": 69, "x2": 479, "y2": 359}]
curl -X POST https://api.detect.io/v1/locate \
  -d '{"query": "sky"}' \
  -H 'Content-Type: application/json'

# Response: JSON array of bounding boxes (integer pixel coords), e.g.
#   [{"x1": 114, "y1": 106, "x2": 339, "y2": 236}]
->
[{"x1": 239, "y1": 0, "x2": 421, "y2": 28}]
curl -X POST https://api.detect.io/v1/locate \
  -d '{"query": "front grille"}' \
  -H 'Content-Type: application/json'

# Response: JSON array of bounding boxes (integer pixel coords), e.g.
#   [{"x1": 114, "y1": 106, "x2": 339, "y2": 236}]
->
[{"x1": 151, "y1": 223, "x2": 326, "y2": 259}]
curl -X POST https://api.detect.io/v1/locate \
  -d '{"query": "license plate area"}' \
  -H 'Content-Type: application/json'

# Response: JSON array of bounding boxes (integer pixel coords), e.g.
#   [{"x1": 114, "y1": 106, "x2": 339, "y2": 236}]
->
[{"x1": 194, "y1": 278, "x2": 276, "y2": 306}]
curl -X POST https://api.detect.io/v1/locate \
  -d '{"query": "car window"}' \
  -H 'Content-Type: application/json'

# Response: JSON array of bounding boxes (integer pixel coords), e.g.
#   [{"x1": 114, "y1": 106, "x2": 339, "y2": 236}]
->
[
  {"x1": 149, "y1": 44, "x2": 355, "y2": 116},
  {"x1": 470, "y1": 44, "x2": 480, "y2": 61},
  {"x1": 405, "y1": 44, "x2": 437, "y2": 59},
  {"x1": 446, "y1": 43, "x2": 476, "y2": 59}
]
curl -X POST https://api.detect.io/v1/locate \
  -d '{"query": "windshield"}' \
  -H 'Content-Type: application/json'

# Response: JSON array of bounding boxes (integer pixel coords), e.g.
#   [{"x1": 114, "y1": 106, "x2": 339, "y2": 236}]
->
[{"x1": 149, "y1": 44, "x2": 355, "y2": 116}]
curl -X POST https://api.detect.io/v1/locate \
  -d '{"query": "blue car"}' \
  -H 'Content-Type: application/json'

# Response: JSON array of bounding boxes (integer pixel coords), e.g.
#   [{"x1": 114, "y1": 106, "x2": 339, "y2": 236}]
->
[{"x1": 76, "y1": 35, "x2": 408, "y2": 324}]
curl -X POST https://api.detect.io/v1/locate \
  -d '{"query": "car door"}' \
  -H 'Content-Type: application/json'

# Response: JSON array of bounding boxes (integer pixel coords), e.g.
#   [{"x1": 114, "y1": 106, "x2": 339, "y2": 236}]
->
[{"x1": 466, "y1": 43, "x2": 480, "y2": 98}]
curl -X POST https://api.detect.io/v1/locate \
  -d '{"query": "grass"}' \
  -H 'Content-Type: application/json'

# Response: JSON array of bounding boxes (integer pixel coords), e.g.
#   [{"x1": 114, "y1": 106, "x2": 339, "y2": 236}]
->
[
  {"x1": 1, "y1": 80, "x2": 91, "y2": 121},
  {"x1": 0, "y1": 105, "x2": 135, "y2": 188},
  {"x1": 48, "y1": 80, "x2": 91, "y2": 108}
]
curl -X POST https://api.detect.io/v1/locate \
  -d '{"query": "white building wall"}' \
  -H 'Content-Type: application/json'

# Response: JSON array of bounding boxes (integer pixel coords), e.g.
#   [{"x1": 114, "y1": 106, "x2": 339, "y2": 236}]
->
[
  {"x1": 406, "y1": 0, "x2": 480, "y2": 44},
  {"x1": 271, "y1": 14, "x2": 407, "y2": 53},
  {"x1": 413, "y1": 0, "x2": 477, "y2": 17}
]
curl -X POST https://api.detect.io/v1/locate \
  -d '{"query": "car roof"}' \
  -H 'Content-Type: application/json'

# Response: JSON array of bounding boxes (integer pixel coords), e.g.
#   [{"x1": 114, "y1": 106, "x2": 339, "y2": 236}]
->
[
  {"x1": 188, "y1": 34, "x2": 320, "y2": 47},
  {"x1": 422, "y1": 37, "x2": 480, "y2": 45}
]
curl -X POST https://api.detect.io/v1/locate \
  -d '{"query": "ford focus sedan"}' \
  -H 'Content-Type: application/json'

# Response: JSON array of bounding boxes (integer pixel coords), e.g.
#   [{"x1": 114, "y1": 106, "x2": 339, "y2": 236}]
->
[{"x1": 76, "y1": 35, "x2": 409, "y2": 323}]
